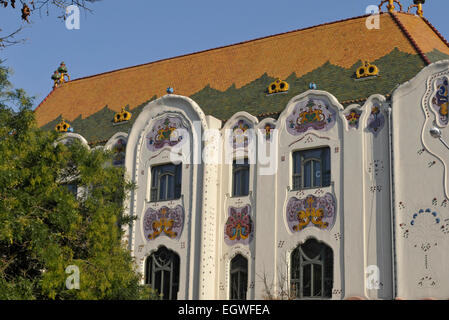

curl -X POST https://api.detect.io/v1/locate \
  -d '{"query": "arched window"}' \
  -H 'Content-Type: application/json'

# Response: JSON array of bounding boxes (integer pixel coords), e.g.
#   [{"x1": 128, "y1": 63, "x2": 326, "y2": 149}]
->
[
  {"x1": 230, "y1": 254, "x2": 248, "y2": 300},
  {"x1": 290, "y1": 238, "x2": 333, "y2": 299},
  {"x1": 145, "y1": 246, "x2": 180, "y2": 300}
]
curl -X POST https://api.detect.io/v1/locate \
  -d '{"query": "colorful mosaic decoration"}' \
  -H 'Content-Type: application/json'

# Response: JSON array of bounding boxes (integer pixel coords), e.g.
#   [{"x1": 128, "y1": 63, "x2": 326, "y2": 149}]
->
[
  {"x1": 230, "y1": 119, "x2": 253, "y2": 148},
  {"x1": 399, "y1": 208, "x2": 449, "y2": 288},
  {"x1": 112, "y1": 138, "x2": 126, "y2": 166},
  {"x1": 146, "y1": 116, "x2": 187, "y2": 151},
  {"x1": 286, "y1": 193, "x2": 336, "y2": 232},
  {"x1": 143, "y1": 206, "x2": 184, "y2": 241},
  {"x1": 261, "y1": 123, "x2": 275, "y2": 141},
  {"x1": 224, "y1": 205, "x2": 254, "y2": 246},
  {"x1": 401, "y1": 208, "x2": 445, "y2": 240},
  {"x1": 367, "y1": 104, "x2": 385, "y2": 136},
  {"x1": 431, "y1": 77, "x2": 449, "y2": 126},
  {"x1": 286, "y1": 99, "x2": 336, "y2": 135},
  {"x1": 345, "y1": 109, "x2": 362, "y2": 129}
]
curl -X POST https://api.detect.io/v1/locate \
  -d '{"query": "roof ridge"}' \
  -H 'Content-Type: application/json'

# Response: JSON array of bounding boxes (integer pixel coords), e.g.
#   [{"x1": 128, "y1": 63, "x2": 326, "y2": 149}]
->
[{"x1": 390, "y1": 12, "x2": 430, "y2": 65}]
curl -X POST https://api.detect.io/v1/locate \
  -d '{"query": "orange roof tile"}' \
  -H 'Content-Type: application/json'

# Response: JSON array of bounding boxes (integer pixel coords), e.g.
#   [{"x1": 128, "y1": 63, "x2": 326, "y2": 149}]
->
[{"x1": 35, "y1": 12, "x2": 449, "y2": 127}]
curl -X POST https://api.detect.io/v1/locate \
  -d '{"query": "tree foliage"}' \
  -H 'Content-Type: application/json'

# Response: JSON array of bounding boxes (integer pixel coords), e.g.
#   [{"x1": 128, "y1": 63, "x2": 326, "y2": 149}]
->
[
  {"x1": 0, "y1": 62, "x2": 156, "y2": 300},
  {"x1": 1, "y1": 0, "x2": 101, "y2": 48}
]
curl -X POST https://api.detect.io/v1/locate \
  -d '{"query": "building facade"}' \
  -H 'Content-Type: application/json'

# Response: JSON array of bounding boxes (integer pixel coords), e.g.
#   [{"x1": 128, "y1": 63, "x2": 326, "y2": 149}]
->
[{"x1": 36, "y1": 7, "x2": 449, "y2": 299}]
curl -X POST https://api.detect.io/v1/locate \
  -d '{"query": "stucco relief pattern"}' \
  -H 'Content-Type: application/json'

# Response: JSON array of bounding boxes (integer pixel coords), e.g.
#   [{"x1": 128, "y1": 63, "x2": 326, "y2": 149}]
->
[
  {"x1": 224, "y1": 205, "x2": 254, "y2": 246},
  {"x1": 146, "y1": 116, "x2": 188, "y2": 151},
  {"x1": 286, "y1": 98, "x2": 337, "y2": 135},
  {"x1": 286, "y1": 193, "x2": 336, "y2": 232},
  {"x1": 143, "y1": 205, "x2": 184, "y2": 241},
  {"x1": 399, "y1": 208, "x2": 449, "y2": 288}
]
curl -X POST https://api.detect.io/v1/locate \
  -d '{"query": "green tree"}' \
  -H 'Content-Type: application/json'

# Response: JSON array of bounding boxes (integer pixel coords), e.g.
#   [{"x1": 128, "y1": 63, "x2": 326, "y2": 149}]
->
[
  {"x1": 1, "y1": 0, "x2": 100, "y2": 48},
  {"x1": 0, "y1": 62, "x2": 156, "y2": 299}
]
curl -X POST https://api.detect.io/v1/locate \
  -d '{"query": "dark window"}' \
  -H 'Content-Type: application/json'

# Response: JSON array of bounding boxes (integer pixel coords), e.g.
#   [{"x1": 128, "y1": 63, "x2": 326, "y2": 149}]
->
[
  {"x1": 290, "y1": 238, "x2": 333, "y2": 299},
  {"x1": 63, "y1": 183, "x2": 78, "y2": 198},
  {"x1": 150, "y1": 163, "x2": 182, "y2": 202},
  {"x1": 230, "y1": 254, "x2": 248, "y2": 300},
  {"x1": 145, "y1": 246, "x2": 180, "y2": 300},
  {"x1": 233, "y1": 159, "x2": 249, "y2": 197},
  {"x1": 292, "y1": 147, "x2": 330, "y2": 190}
]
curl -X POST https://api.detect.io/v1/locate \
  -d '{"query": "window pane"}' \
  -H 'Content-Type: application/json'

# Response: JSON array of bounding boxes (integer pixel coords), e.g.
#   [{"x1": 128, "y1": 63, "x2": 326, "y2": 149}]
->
[
  {"x1": 159, "y1": 175, "x2": 167, "y2": 200},
  {"x1": 242, "y1": 169, "x2": 249, "y2": 196},
  {"x1": 151, "y1": 167, "x2": 158, "y2": 187},
  {"x1": 304, "y1": 160, "x2": 311, "y2": 188},
  {"x1": 167, "y1": 174, "x2": 174, "y2": 199},
  {"x1": 313, "y1": 264, "x2": 323, "y2": 297},
  {"x1": 240, "y1": 272, "x2": 248, "y2": 300},
  {"x1": 313, "y1": 160, "x2": 321, "y2": 188},
  {"x1": 233, "y1": 159, "x2": 249, "y2": 197},
  {"x1": 293, "y1": 152, "x2": 301, "y2": 175},
  {"x1": 154, "y1": 270, "x2": 162, "y2": 297},
  {"x1": 322, "y1": 148, "x2": 331, "y2": 187},
  {"x1": 303, "y1": 264, "x2": 312, "y2": 297},
  {"x1": 230, "y1": 273, "x2": 239, "y2": 299},
  {"x1": 233, "y1": 170, "x2": 241, "y2": 197},
  {"x1": 65, "y1": 184, "x2": 78, "y2": 197},
  {"x1": 230, "y1": 255, "x2": 248, "y2": 300},
  {"x1": 162, "y1": 270, "x2": 170, "y2": 300}
]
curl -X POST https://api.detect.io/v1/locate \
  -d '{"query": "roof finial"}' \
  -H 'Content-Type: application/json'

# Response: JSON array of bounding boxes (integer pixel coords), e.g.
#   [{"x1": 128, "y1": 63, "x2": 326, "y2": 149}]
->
[
  {"x1": 408, "y1": 0, "x2": 425, "y2": 17},
  {"x1": 51, "y1": 62, "x2": 71, "y2": 88},
  {"x1": 379, "y1": 0, "x2": 403, "y2": 13}
]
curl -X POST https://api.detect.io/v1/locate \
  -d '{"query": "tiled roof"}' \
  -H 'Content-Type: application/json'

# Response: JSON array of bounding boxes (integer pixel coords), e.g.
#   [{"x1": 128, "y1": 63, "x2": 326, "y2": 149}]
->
[{"x1": 35, "y1": 12, "x2": 449, "y2": 137}]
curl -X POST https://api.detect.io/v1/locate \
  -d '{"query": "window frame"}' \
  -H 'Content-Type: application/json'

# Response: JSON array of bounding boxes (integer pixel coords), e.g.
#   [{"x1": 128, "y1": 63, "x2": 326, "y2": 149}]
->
[
  {"x1": 290, "y1": 239, "x2": 333, "y2": 300},
  {"x1": 229, "y1": 254, "x2": 249, "y2": 300},
  {"x1": 145, "y1": 246, "x2": 180, "y2": 300},
  {"x1": 232, "y1": 158, "x2": 250, "y2": 198},
  {"x1": 292, "y1": 147, "x2": 331, "y2": 191},
  {"x1": 150, "y1": 163, "x2": 182, "y2": 202}
]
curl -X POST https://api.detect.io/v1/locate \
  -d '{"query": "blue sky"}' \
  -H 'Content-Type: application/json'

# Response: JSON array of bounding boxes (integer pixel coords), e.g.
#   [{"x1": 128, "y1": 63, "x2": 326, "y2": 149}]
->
[{"x1": 1, "y1": 0, "x2": 448, "y2": 109}]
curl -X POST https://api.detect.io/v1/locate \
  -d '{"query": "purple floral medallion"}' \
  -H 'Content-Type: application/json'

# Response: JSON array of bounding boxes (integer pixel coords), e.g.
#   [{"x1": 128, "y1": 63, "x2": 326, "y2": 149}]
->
[
  {"x1": 286, "y1": 99, "x2": 336, "y2": 135},
  {"x1": 224, "y1": 205, "x2": 254, "y2": 246},
  {"x1": 143, "y1": 205, "x2": 184, "y2": 241},
  {"x1": 286, "y1": 193, "x2": 336, "y2": 232},
  {"x1": 146, "y1": 116, "x2": 187, "y2": 151}
]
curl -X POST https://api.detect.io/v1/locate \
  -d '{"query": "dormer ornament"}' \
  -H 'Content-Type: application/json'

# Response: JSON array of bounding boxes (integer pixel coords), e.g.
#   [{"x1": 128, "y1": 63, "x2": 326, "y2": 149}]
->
[
  {"x1": 114, "y1": 107, "x2": 132, "y2": 123},
  {"x1": 356, "y1": 61, "x2": 379, "y2": 79},
  {"x1": 52, "y1": 62, "x2": 71, "y2": 88},
  {"x1": 407, "y1": 0, "x2": 425, "y2": 17},
  {"x1": 55, "y1": 119, "x2": 72, "y2": 132},
  {"x1": 267, "y1": 78, "x2": 289, "y2": 94},
  {"x1": 379, "y1": 0, "x2": 403, "y2": 13}
]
